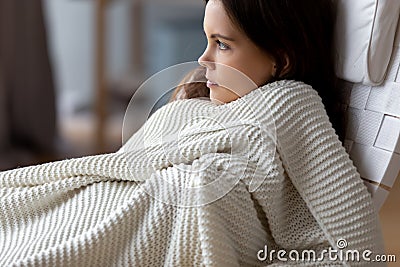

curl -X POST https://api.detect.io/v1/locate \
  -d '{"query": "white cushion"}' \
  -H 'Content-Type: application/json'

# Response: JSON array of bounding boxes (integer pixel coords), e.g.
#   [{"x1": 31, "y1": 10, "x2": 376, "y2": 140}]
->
[{"x1": 334, "y1": 0, "x2": 400, "y2": 86}]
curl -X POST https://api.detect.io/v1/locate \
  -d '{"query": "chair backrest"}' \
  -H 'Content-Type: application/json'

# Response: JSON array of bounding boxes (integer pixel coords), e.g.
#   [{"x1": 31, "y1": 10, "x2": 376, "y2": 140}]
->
[{"x1": 335, "y1": 0, "x2": 400, "y2": 210}]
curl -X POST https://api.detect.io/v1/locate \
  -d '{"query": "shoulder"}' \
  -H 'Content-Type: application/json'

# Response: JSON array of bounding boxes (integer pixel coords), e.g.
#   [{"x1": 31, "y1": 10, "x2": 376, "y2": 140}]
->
[
  {"x1": 259, "y1": 80, "x2": 328, "y2": 123},
  {"x1": 252, "y1": 80, "x2": 338, "y2": 150},
  {"x1": 260, "y1": 80, "x2": 321, "y2": 107}
]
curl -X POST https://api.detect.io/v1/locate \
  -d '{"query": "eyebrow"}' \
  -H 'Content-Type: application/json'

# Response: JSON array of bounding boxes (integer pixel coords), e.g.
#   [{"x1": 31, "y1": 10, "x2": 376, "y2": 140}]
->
[{"x1": 210, "y1": 33, "x2": 235, "y2": 41}]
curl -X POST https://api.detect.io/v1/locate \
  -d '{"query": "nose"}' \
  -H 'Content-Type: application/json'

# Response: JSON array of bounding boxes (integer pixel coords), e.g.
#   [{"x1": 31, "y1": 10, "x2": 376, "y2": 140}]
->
[{"x1": 198, "y1": 47, "x2": 215, "y2": 70}]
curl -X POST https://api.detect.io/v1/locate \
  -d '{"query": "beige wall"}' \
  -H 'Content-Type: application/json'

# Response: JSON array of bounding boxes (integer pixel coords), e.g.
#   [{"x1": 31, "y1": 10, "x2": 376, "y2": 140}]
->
[{"x1": 379, "y1": 172, "x2": 400, "y2": 266}]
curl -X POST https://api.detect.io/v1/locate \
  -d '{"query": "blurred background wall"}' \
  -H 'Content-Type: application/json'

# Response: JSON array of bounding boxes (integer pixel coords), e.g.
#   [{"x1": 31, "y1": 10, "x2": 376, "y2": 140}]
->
[{"x1": 0, "y1": 0, "x2": 205, "y2": 170}]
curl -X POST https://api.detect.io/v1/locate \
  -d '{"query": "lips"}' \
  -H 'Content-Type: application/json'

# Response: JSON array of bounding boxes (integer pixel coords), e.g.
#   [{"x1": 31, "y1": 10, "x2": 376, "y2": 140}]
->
[{"x1": 206, "y1": 80, "x2": 219, "y2": 88}]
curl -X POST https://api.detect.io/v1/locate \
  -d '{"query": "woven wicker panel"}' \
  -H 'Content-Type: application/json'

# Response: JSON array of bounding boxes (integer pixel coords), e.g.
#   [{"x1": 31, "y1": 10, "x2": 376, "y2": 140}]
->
[{"x1": 341, "y1": 25, "x2": 400, "y2": 211}]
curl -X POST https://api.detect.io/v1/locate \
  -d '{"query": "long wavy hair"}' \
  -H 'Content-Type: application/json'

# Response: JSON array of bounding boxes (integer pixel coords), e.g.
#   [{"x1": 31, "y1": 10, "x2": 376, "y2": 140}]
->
[{"x1": 170, "y1": 0, "x2": 344, "y2": 141}]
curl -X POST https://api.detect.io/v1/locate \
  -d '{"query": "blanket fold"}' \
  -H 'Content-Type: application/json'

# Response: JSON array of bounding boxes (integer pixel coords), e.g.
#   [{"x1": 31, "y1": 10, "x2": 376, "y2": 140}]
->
[{"x1": 0, "y1": 80, "x2": 384, "y2": 266}]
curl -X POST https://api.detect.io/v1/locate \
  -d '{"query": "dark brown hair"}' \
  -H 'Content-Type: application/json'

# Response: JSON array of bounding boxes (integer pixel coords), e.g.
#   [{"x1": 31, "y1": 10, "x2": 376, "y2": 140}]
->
[
  {"x1": 171, "y1": 0, "x2": 344, "y2": 141},
  {"x1": 170, "y1": 66, "x2": 209, "y2": 101}
]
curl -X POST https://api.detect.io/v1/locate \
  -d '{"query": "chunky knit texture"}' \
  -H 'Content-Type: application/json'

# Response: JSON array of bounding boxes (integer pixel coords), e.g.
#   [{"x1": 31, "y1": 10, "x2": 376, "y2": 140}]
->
[{"x1": 0, "y1": 80, "x2": 384, "y2": 266}]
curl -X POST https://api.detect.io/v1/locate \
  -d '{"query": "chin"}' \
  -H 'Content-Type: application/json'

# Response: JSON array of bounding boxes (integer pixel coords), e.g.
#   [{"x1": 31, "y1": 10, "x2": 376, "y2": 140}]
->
[
  {"x1": 211, "y1": 99, "x2": 224, "y2": 105},
  {"x1": 209, "y1": 86, "x2": 240, "y2": 105},
  {"x1": 210, "y1": 95, "x2": 225, "y2": 105}
]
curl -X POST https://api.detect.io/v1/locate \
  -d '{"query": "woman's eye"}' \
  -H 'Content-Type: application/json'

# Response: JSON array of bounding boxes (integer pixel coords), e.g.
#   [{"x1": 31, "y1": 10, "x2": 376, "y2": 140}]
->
[{"x1": 216, "y1": 40, "x2": 229, "y2": 50}]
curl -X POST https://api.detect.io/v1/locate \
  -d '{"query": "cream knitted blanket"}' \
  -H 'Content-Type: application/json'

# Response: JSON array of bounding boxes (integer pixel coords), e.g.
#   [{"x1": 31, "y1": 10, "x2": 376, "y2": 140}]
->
[{"x1": 0, "y1": 80, "x2": 385, "y2": 266}]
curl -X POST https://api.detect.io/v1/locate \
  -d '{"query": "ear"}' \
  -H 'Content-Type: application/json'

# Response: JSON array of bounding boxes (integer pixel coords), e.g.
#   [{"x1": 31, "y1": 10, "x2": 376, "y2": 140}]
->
[{"x1": 279, "y1": 53, "x2": 291, "y2": 77}]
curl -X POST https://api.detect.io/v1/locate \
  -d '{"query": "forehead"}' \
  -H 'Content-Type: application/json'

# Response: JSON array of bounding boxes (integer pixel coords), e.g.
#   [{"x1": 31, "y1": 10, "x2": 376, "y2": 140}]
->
[{"x1": 203, "y1": 0, "x2": 237, "y2": 34}]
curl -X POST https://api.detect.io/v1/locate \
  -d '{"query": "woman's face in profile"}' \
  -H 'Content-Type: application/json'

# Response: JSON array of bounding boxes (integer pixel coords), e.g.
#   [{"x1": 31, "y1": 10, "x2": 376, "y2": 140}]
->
[{"x1": 198, "y1": 0, "x2": 276, "y2": 104}]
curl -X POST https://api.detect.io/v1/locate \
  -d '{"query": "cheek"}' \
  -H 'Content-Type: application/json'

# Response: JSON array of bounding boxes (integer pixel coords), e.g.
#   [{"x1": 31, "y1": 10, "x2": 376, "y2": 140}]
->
[
  {"x1": 250, "y1": 64, "x2": 274, "y2": 86},
  {"x1": 246, "y1": 54, "x2": 275, "y2": 86},
  {"x1": 215, "y1": 63, "x2": 258, "y2": 96},
  {"x1": 227, "y1": 49, "x2": 274, "y2": 87}
]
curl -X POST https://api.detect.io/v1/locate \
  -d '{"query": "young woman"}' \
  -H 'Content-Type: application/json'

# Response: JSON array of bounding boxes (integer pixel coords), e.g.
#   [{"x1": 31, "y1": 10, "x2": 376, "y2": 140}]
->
[{"x1": 0, "y1": 0, "x2": 385, "y2": 266}]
